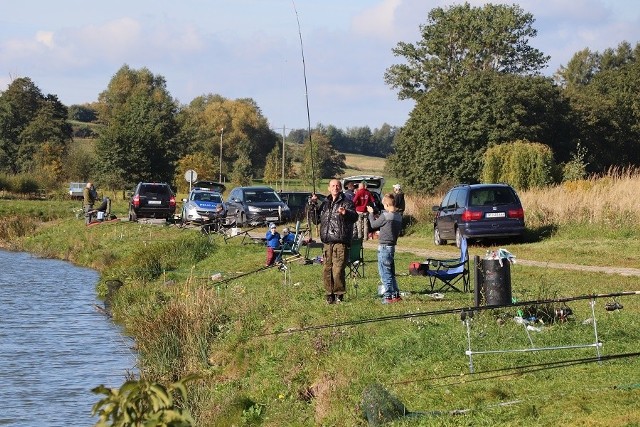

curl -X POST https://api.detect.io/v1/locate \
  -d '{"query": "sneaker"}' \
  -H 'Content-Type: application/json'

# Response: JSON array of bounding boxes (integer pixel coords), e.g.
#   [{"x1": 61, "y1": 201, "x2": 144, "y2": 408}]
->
[
  {"x1": 391, "y1": 295, "x2": 403, "y2": 303},
  {"x1": 381, "y1": 297, "x2": 394, "y2": 304},
  {"x1": 335, "y1": 294, "x2": 344, "y2": 303},
  {"x1": 326, "y1": 294, "x2": 336, "y2": 304}
]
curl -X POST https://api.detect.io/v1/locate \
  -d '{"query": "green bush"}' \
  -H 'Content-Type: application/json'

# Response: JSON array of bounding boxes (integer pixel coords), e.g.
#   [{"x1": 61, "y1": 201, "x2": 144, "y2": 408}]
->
[{"x1": 482, "y1": 140, "x2": 556, "y2": 190}]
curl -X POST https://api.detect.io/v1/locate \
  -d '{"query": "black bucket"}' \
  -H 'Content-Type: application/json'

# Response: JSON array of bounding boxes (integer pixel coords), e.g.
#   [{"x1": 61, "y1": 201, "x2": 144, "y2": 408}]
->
[{"x1": 478, "y1": 259, "x2": 511, "y2": 306}]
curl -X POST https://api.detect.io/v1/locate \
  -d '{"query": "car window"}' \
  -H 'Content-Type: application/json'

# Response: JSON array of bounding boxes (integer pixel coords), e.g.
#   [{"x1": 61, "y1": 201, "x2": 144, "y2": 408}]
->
[
  {"x1": 455, "y1": 189, "x2": 467, "y2": 208},
  {"x1": 469, "y1": 188, "x2": 516, "y2": 207},
  {"x1": 141, "y1": 184, "x2": 170, "y2": 195},
  {"x1": 440, "y1": 190, "x2": 453, "y2": 208},
  {"x1": 446, "y1": 189, "x2": 459, "y2": 209}
]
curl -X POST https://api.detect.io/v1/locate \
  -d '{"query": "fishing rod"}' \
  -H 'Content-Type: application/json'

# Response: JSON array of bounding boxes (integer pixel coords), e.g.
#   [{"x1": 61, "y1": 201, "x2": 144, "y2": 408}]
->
[
  {"x1": 291, "y1": 0, "x2": 316, "y2": 195},
  {"x1": 390, "y1": 351, "x2": 640, "y2": 387},
  {"x1": 211, "y1": 263, "x2": 284, "y2": 286},
  {"x1": 259, "y1": 290, "x2": 640, "y2": 336}
]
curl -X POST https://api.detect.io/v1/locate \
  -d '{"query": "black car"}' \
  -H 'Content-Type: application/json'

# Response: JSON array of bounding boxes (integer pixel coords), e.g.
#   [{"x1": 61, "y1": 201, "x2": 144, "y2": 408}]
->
[
  {"x1": 432, "y1": 183, "x2": 525, "y2": 247},
  {"x1": 128, "y1": 182, "x2": 176, "y2": 221},
  {"x1": 278, "y1": 191, "x2": 328, "y2": 222},
  {"x1": 226, "y1": 186, "x2": 291, "y2": 226}
]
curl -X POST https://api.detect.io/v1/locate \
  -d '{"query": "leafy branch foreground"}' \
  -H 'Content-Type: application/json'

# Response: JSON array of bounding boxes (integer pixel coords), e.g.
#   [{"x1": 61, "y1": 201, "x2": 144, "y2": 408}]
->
[{"x1": 5, "y1": 200, "x2": 640, "y2": 426}]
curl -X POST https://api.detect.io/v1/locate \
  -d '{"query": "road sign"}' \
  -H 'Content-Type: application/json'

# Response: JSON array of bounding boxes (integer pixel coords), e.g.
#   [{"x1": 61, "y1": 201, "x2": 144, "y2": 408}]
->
[{"x1": 184, "y1": 170, "x2": 198, "y2": 183}]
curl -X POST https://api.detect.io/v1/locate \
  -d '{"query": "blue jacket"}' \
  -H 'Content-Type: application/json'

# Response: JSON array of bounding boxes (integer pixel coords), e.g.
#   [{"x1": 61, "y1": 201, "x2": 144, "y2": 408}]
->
[{"x1": 265, "y1": 231, "x2": 281, "y2": 248}]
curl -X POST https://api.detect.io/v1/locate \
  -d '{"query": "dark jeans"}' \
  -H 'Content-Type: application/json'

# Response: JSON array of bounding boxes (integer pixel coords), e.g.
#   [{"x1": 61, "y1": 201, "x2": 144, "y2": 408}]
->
[{"x1": 322, "y1": 243, "x2": 347, "y2": 296}]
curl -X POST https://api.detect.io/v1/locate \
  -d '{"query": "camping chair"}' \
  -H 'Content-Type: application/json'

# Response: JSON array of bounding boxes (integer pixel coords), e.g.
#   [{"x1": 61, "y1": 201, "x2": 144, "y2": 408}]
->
[
  {"x1": 423, "y1": 237, "x2": 470, "y2": 292},
  {"x1": 274, "y1": 221, "x2": 304, "y2": 262},
  {"x1": 346, "y1": 237, "x2": 365, "y2": 279}
]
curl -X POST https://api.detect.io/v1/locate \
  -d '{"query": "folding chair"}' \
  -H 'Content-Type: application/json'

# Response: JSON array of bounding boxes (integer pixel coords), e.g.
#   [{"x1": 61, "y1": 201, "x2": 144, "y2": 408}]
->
[
  {"x1": 274, "y1": 221, "x2": 304, "y2": 262},
  {"x1": 423, "y1": 237, "x2": 470, "y2": 292},
  {"x1": 346, "y1": 237, "x2": 365, "y2": 278}
]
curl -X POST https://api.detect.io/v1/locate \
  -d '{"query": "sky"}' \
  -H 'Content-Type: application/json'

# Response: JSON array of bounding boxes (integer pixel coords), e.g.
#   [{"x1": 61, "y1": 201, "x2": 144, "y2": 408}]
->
[{"x1": 1, "y1": 0, "x2": 640, "y2": 131}]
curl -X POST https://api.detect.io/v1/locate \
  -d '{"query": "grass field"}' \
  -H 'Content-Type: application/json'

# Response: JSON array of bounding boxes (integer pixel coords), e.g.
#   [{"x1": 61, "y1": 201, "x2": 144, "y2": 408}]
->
[{"x1": 2, "y1": 165, "x2": 640, "y2": 426}]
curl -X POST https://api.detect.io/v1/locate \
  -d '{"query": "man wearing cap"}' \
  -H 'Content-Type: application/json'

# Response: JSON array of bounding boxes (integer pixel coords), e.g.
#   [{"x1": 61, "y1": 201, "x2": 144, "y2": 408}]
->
[
  {"x1": 393, "y1": 184, "x2": 405, "y2": 214},
  {"x1": 265, "y1": 223, "x2": 281, "y2": 266}
]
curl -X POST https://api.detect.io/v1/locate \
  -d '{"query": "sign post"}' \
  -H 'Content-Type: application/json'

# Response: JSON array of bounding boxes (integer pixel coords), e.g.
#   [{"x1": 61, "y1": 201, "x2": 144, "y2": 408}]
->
[{"x1": 184, "y1": 169, "x2": 198, "y2": 193}]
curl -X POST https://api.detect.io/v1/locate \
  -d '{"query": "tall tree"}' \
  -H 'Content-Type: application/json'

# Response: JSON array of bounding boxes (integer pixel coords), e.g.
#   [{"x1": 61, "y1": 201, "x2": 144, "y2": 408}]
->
[
  {"x1": 96, "y1": 65, "x2": 179, "y2": 187},
  {"x1": 300, "y1": 132, "x2": 346, "y2": 187},
  {"x1": 177, "y1": 94, "x2": 276, "y2": 182},
  {"x1": 0, "y1": 77, "x2": 71, "y2": 177},
  {"x1": 384, "y1": 3, "x2": 549, "y2": 100},
  {"x1": 389, "y1": 71, "x2": 570, "y2": 194}
]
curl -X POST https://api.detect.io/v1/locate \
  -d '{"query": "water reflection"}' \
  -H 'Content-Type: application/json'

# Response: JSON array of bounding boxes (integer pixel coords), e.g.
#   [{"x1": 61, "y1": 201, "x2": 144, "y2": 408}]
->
[{"x1": 0, "y1": 250, "x2": 136, "y2": 426}]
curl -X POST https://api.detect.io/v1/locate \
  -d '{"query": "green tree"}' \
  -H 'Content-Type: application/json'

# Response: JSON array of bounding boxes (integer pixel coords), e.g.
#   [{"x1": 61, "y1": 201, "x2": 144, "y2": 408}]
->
[
  {"x1": 263, "y1": 146, "x2": 281, "y2": 185},
  {"x1": 0, "y1": 78, "x2": 71, "y2": 176},
  {"x1": 230, "y1": 151, "x2": 253, "y2": 187},
  {"x1": 96, "y1": 65, "x2": 179, "y2": 187},
  {"x1": 557, "y1": 41, "x2": 640, "y2": 172},
  {"x1": 177, "y1": 94, "x2": 276, "y2": 181},
  {"x1": 300, "y1": 132, "x2": 345, "y2": 187},
  {"x1": 482, "y1": 140, "x2": 556, "y2": 190},
  {"x1": 389, "y1": 71, "x2": 570, "y2": 194},
  {"x1": 384, "y1": 3, "x2": 549, "y2": 100}
]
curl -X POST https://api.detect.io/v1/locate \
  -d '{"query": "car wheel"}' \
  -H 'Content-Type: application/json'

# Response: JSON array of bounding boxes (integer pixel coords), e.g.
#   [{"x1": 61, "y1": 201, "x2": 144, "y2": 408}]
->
[
  {"x1": 128, "y1": 207, "x2": 137, "y2": 222},
  {"x1": 434, "y1": 226, "x2": 446, "y2": 246},
  {"x1": 455, "y1": 228, "x2": 463, "y2": 248}
]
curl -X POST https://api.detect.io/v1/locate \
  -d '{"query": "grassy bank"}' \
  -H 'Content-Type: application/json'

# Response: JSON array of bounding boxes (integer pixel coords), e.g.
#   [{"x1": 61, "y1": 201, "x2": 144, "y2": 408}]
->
[{"x1": 1, "y1": 171, "x2": 639, "y2": 426}]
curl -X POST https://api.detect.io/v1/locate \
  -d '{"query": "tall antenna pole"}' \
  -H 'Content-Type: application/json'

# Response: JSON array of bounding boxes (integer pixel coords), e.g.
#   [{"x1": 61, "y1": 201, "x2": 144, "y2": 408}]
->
[{"x1": 292, "y1": 0, "x2": 315, "y2": 194}]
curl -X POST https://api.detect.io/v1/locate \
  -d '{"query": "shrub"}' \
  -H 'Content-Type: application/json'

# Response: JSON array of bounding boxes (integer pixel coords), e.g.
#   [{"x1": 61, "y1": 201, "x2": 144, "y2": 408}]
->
[{"x1": 482, "y1": 140, "x2": 556, "y2": 190}]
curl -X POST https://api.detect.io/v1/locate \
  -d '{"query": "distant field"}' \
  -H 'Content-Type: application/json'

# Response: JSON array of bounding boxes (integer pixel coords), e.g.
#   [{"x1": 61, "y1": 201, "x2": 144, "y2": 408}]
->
[{"x1": 342, "y1": 152, "x2": 386, "y2": 176}]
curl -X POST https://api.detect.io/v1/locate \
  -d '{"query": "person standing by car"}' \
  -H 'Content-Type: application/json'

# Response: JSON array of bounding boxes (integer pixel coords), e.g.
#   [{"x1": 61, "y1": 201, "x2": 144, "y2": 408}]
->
[
  {"x1": 344, "y1": 182, "x2": 355, "y2": 202},
  {"x1": 265, "y1": 223, "x2": 281, "y2": 266},
  {"x1": 367, "y1": 194, "x2": 403, "y2": 303},
  {"x1": 392, "y1": 184, "x2": 405, "y2": 214},
  {"x1": 83, "y1": 182, "x2": 97, "y2": 225},
  {"x1": 310, "y1": 179, "x2": 358, "y2": 304},
  {"x1": 353, "y1": 181, "x2": 373, "y2": 240}
]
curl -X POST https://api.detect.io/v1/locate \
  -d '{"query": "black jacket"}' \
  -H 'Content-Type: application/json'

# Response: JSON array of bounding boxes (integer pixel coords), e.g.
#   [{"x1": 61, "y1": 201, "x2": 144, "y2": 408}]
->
[{"x1": 311, "y1": 192, "x2": 358, "y2": 244}]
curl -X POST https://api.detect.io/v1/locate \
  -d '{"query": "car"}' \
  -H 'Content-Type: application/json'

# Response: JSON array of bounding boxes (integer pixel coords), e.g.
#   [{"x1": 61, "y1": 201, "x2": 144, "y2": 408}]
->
[
  {"x1": 128, "y1": 182, "x2": 176, "y2": 221},
  {"x1": 68, "y1": 182, "x2": 86, "y2": 199},
  {"x1": 341, "y1": 175, "x2": 385, "y2": 195},
  {"x1": 278, "y1": 191, "x2": 328, "y2": 222},
  {"x1": 226, "y1": 186, "x2": 291, "y2": 226},
  {"x1": 192, "y1": 180, "x2": 226, "y2": 194},
  {"x1": 181, "y1": 188, "x2": 227, "y2": 225},
  {"x1": 341, "y1": 175, "x2": 385, "y2": 211},
  {"x1": 432, "y1": 183, "x2": 525, "y2": 247}
]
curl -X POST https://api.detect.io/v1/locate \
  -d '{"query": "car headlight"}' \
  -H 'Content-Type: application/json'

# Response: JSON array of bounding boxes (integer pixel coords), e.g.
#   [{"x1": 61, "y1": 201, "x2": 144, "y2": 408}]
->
[{"x1": 248, "y1": 205, "x2": 260, "y2": 212}]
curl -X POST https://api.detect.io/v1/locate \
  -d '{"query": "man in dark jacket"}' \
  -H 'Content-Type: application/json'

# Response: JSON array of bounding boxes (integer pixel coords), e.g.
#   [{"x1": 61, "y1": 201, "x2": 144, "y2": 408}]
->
[{"x1": 310, "y1": 179, "x2": 358, "y2": 304}]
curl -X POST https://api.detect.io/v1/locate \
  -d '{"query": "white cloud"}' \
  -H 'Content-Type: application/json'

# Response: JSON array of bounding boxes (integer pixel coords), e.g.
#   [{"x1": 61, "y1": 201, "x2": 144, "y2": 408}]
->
[
  {"x1": 352, "y1": 0, "x2": 402, "y2": 40},
  {"x1": 35, "y1": 31, "x2": 55, "y2": 48}
]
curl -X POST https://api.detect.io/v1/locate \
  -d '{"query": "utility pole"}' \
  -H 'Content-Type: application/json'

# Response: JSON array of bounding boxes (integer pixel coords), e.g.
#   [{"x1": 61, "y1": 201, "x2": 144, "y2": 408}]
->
[
  {"x1": 281, "y1": 125, "x2": 286, "y2": 190},
  {"x1": 219, "y1": 127, "x2": 224, "y2": 182}
]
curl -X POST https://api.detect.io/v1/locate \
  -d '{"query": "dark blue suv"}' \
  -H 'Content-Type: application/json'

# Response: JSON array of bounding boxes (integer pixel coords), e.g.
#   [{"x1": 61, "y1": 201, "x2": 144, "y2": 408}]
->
[{"x1": 432, "y1": 184, "x2": 525, "y2": 247}]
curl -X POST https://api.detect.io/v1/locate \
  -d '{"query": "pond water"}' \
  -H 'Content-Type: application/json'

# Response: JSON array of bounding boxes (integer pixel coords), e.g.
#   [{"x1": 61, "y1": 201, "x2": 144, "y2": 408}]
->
[{"x1": 0, "y1": 250, "x2": 137, "y2": 426}]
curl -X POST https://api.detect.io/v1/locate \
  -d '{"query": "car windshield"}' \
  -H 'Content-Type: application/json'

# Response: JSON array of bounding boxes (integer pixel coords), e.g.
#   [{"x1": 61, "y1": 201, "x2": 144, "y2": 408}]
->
[
  {"x1": 469, "y1": 188, "x2": 516, "y2": 207},
  {"x1": 245, "y1": 190, "x2": 281, "y2": 203},
  {"x1": 193, "y1": 192, "x2": 221, "y2": 203},
  {"x1": 141, "y1": 184, "x2": 171, "y2": 195}
]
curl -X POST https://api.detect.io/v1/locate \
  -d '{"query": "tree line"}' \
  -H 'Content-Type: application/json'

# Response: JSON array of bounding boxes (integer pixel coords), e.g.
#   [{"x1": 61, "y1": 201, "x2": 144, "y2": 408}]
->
[{"x1": 1, "y1": 2, "x2": 639, "y2": 195}]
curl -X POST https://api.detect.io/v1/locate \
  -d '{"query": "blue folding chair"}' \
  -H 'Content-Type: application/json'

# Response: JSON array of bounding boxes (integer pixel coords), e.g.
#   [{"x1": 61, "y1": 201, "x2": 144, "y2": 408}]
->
[{"x1": 423, "y1": 237, "x2": 470, "y2": 292}]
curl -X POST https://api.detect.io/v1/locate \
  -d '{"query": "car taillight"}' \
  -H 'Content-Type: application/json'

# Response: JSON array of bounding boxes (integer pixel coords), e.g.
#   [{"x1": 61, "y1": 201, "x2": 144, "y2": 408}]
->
[
  {"x1": 169, "y1": 196, "x2": 176, "y2": 207},
  {"x1": 508, "y1": 208, "x2": 524, "y2": 219},
  {"x1": 132, "y1": 194, "x2": 140, "y2": 207},
  {"x1": 462, "y1": 209, "x2": 483, "y2": 221}
]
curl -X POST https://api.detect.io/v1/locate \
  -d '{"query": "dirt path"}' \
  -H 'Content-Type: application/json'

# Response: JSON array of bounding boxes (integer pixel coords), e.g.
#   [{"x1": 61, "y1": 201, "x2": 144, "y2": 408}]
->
[{"x1": 362, "y1": 240, "x2": 640, "y2": 277}]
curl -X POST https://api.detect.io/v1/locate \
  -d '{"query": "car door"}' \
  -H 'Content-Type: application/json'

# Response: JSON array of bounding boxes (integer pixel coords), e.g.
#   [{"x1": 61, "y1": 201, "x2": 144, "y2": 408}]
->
[
  {"x1": 226, "y1": 189, "x2": 242, "y2": 219},
  {"x1": 438, "y1": 189, "x2": 459, "y2": 239}
]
